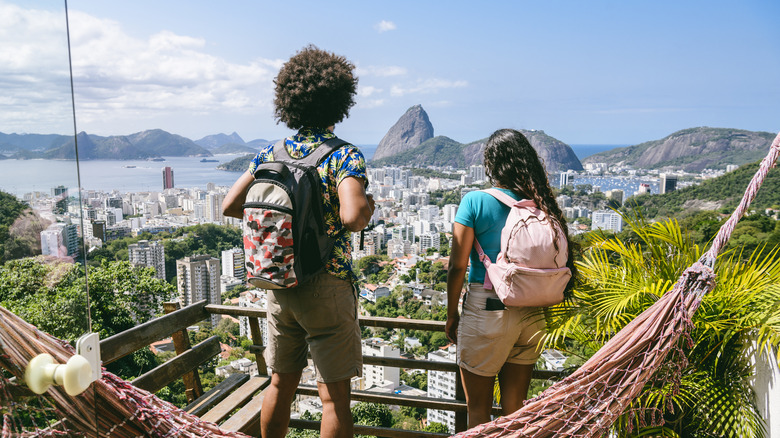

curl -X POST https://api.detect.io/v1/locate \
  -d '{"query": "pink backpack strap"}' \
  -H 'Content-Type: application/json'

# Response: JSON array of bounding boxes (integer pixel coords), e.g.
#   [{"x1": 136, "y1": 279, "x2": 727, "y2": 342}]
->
[
  {"x1": 482, "y1": 188, "x2": 538, "y2": 210},
  {"x1": 472, "y1": 238, "x2": 494, "y2": 290}
]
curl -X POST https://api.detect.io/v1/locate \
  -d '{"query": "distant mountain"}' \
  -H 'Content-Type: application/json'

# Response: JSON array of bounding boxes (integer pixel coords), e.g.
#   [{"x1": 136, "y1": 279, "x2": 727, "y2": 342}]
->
[
  {"x1": 583, "y1": 127, "x2": 775, "y2": 172},
  {"x1": 372, "y1": 128, "x2": 583, "y2": 173},
  {"x1": 247, "y1": 138, "x2": 274, "y2": 149},
  {"x1": 626, "y1": 160, "x2": 780, "y2": 218},
  {"x1": 2, "y1": 129, "x2": 212, "y2": 160},
  {"x1": 195, "y1": 132, "x2": 245, "y2": 149},
  {"x1": 213, "y1": 143, "x2": 257, "y2": 154},
  {"x1": 373, "y1": 105, "x2": 434, "y2": 160},
  {"x1": 0, "y1": 133, "x2": 68, "y2": 152}
]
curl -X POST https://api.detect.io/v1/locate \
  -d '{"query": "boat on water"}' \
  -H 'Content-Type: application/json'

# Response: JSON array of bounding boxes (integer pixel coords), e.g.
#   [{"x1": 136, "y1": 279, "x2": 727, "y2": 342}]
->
[
  {"x1": 148, "y1": 157, "x2": 165, "y2": 162},
  {"x1": 122, "y1": 165, "x2": 136, "y2": 168},
  {"x1": 200, "y1": 158, "x2": 219, "y2": 163}
]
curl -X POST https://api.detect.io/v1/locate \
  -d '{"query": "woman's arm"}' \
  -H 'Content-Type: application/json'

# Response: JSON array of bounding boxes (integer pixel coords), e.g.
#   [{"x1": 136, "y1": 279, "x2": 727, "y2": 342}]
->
[
  {"x1": 222, "y1": 170, "x2": 255, "y2": 219},
  {"x1": 445, "y1": 222, "x2": 474, "y2": 343}
]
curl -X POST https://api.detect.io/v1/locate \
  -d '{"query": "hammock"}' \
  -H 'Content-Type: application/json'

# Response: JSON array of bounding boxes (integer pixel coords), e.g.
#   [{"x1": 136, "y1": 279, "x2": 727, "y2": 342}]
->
[
  {"x1": 1, "y1": 132, "x2": 778, "y2": 437},
  {"x1": 0, "y1": 303, "x2": 250, "y2": 438}
]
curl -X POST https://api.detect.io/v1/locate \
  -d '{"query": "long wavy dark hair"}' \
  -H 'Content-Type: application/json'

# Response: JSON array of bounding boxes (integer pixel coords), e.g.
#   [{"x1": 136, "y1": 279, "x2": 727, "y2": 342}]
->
[{"x1": 483, "y1": 128, "x2": 578, "y2": 292}]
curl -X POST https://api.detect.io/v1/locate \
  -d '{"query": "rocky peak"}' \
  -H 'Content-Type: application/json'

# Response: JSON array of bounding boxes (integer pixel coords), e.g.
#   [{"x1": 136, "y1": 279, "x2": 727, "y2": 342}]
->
[{"x1": 372, "y1": 104, "x2": 434, "y2": 160}]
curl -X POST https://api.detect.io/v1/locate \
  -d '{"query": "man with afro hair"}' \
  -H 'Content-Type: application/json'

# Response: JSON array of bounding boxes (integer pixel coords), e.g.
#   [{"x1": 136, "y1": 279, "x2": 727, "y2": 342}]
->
[{"x1": 223, "y1": 45, "x2": 374, "y2": 438}]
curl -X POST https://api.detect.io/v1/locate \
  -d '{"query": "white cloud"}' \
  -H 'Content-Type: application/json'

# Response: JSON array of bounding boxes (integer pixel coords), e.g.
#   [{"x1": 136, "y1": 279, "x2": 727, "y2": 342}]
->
[
  {"x1": 356, "y1": 65, "x2": 407, "y2": 78},
  {"x1": 358, "y1": 85, "x2": 382, "y2": 97},
  {"x1": 374, "y1": 20, "x2": 396, "y2": 33},
  {"x1": 0, "y1": 3, "x2": 280, "y2": 135},
  {"x1": 390, "y1": 79, "x2": 468, "y2": 97}
]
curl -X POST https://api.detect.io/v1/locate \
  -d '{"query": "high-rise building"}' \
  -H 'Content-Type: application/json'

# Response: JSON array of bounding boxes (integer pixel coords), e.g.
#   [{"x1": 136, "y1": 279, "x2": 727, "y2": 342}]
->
[
  {"x1": 592, "y1": 210, "x2": 624, "y2": 232},
  {"x1": 128, "y1": 240, "x2": 166, "y2": 280},
  {"x1": 559, "y1": 172, "x2": 572, "y2": 189},
  {"x1": 420, "y1": 232, "x2": 441, "y2": 252},
  {"x1": 469, "y1": 164, "x2": 486, "y2": 183},
  {"x1": 207, "y1": 193, "x2": 225, "y2": 223},
  {"x1": 176, "y1": 255, "x2": 221, "y2": 325},
  {"x1": 660, "y1": 173, "x2": 677, "y2": 194},
  {"x1": 41, "y1": 222, "x2": 79, "y2": 258},
  {"x1": 606, "y1": 189, "x2": 624, "y2": 205},
  {"x1": 221, "y1": 247, "x2": 245, "y2": 280},
  {"x1": 427, "y1": 345, "x2": 458, "y2": 433},
  {"x1": 362, "y1": 338, "x2": 400, "y2": 389},
  {"x1": 162, "y1": 166, "x2": 174, "y2": 190},
  {"x1": 52, "y1": 185, "x2": 68, "y2": 214},
  {"x1": 91, "y1": 220, "x2": 107, "y2": 242}
]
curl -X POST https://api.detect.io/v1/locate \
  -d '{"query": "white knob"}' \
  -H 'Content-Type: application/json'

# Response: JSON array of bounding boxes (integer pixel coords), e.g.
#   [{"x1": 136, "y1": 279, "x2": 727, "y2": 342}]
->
[
  {"x1": 25, "y1": 353, "x2": 94, "y2": 396},
  {"x1": 25, "y1": 353, "x2": 57, "y2": 394},
  {"x1": 60, "y1": 355, "x2": 93, "y2": 396}
]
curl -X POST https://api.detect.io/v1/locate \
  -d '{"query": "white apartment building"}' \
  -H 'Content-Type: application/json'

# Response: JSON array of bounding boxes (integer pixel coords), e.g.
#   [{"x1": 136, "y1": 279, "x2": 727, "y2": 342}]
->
[
  {"x1": 442, "y1": 204, "x2": 459, "y2": 223},
  {"x1": 556, "y1": 194, "x2": 572, "y2": 208},
  {"x1": 419, "y1": 205, "x2": 440, "y2": 222},
  {"x1": 386, "y1": 238, "x2": 410, "y2": 259},
  {"x1": 362, "y1": 338, "x2": 400, "y2": 390},
  {"x1": 128, "y1": 239, "x2": 166, "y2": 280},
  {"x1": 238, "y1": 290, "x2": 268, "y2": 347},
  {"x1": 560, "y1": 172, "x2": 572, "y2": 188},
  {"x1": 469, "y1": 164, "x2": 486, "y2": 183},
  {"x1": 41, "y1": 222, "x2": 78, "y2": 258},
  {"x1": 206, "y1": 193, "x2": 225, "y2": 223},
  {"x1": 592, "y1": 210, "x2": 624, "y2": 232},
  {"x1": 221, "y1": 247, "x2": 246, "y2": 280},
  {"x1": 420, "y1": 232, "x2": 440, "y2": 252},
  {"x1": 427, "y1": 345, "x2": 458, "y2": 433},
  {"x1": 176, "y1": 255, "x2": 221, "y2": 325}
]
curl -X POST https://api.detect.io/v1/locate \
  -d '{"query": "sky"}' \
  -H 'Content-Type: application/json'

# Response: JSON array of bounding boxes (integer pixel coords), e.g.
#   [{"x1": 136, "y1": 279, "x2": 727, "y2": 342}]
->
[{"x1": 1, "y1": 0, "x2": 779, "y2": 146}]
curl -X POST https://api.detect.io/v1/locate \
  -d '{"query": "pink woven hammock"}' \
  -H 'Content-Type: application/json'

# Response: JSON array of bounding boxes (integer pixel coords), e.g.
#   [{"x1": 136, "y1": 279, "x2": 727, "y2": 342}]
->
[{"x1": 1, "y1": 132, "x2": 778, "y2": 437}]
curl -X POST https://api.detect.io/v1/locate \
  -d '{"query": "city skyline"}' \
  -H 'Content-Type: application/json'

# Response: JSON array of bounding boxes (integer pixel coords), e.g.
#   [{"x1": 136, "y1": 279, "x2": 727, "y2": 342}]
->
[{"x1": 1, "y1": 0, "x2": 778, "y2": 146}]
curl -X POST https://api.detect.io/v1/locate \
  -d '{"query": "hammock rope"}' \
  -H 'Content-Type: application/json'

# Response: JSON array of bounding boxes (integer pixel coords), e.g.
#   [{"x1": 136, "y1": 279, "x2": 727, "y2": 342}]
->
[{"x1": 1, "y1": 132, "x2": 778, "y2": 437}]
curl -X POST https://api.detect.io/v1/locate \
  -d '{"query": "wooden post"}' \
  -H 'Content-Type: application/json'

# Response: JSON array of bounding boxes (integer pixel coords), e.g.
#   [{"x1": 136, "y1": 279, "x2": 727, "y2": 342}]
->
[
  {"x1": 248, "y1": 317, "x2": 268, "y2": 375},
  {"x1": 164, "y1": 301, "x2": 204, "y2": 402},
  {"x1": 455, "y1": 370, "x2": 467, "y2": 432}
]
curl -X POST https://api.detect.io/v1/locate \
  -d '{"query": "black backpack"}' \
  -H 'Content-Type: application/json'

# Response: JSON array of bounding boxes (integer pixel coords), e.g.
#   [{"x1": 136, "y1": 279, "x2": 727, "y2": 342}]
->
[{"x1": 242, "y1": 137, "x2": 349, "y2": 289}]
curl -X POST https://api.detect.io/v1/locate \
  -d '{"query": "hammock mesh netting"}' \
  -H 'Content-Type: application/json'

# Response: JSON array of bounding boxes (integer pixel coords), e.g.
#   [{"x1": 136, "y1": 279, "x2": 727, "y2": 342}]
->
[{"x1": 1, "y1": 132, "x2": 779, "y2": 437}]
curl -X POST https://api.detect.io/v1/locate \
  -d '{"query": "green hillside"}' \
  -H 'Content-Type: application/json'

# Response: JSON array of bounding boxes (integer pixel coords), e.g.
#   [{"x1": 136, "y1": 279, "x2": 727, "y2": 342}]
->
[
  {"x1": 371, "y1": 136, "x2": 465, "y2": 168},
  {"x1": 625, "y1": 161, "x2": 780, "y2": 218},
  {"x1": 218, "y1": 154, "x2": 254, "y2": 172}
]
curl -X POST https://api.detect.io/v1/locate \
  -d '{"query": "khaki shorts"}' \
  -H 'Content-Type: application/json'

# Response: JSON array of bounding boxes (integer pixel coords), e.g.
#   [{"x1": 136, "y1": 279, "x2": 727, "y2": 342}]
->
[
  {"x1": 457, "y1": 284, "x2": 546, "y2": 377},
  {"x1": 264, "y1": 272, "x2": 362, "y2": 383}
]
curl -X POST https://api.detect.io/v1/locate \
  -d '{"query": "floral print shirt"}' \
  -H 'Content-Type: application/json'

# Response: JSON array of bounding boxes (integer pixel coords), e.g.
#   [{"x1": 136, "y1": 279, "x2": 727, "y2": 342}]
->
[{"x1": 248, "y1": 127, "x2": 367, "y2": 282}]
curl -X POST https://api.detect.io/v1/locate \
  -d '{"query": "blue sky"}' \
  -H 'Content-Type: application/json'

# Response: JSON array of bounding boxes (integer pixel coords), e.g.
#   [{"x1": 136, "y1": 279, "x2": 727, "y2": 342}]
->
[{"x1": 2, "y1": 0, "x2": 778, "y2": 146}]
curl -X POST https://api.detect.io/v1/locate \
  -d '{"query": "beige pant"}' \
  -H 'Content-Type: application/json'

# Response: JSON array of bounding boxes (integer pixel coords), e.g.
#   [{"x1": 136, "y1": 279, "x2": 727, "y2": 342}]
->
[
  {"x1": 457, "y1": 284, "x2": 546, "y2": 376},
  {"x1": 265, "y1": 272, "x2": 362, "y2": 383}
]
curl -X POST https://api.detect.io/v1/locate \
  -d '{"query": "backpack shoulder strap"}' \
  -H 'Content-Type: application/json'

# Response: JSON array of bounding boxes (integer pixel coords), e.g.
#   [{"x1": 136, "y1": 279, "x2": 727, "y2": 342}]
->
[
  {"x1": 482, "y1": 188, "x2": 519, "y2": 207},
  {"x1": 481, "y1": 188, "x2": 540, "y2": 211},
  {"x1": 269, "y1": 137, "x2": 350, "y2": 167}
]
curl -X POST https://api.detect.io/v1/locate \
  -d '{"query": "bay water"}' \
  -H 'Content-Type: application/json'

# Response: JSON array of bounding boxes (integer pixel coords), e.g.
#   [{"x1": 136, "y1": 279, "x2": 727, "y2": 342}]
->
[{"x1": 0, "y1": 144, "x2": 621, "y2": 199}]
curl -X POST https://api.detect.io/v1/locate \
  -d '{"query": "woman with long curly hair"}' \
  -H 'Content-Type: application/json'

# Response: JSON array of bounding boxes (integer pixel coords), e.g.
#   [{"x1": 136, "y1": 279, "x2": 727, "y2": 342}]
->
[{"x1": 445, "y1": 128, "x2": 577, "y2": 428}]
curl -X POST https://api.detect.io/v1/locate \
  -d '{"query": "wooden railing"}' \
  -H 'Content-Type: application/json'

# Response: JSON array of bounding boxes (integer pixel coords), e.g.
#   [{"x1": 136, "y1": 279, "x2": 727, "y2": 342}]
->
[{"x1": 101, "y1": 300, "x2": 565, "y2": 437}]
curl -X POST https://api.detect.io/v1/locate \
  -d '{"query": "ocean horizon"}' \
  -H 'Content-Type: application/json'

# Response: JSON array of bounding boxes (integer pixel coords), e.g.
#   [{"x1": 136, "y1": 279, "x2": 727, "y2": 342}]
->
[{"x1": 0, "y1": 144, "x2": 624, "y2": 198}]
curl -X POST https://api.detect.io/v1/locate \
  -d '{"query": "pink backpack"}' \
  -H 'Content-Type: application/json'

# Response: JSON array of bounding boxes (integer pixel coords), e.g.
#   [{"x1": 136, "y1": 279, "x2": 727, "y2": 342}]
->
[{"x1": 473, "y1": 189, "x2": 571, "y2": 307}]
